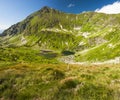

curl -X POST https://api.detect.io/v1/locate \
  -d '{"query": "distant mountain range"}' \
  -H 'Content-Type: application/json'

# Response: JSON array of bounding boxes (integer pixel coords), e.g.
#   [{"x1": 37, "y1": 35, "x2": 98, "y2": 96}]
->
[{"x1": 0, "y1": 6, "x2": 120, "y2": 62}]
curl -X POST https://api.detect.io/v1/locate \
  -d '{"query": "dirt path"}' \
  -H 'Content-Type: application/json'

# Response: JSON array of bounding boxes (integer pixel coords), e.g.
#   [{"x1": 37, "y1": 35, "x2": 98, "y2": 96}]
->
[{"x1": 59, "y1": 55, "x2": 120, "y2": 65}]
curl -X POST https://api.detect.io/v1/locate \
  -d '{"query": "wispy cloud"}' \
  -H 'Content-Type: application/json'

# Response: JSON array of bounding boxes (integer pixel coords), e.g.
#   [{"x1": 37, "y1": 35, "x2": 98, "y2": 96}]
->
[
  {"x1": 95, "y1": 1, "x2": 120, "y2": 14},
  {"x1": 67, "y1": 3, "x2": 75, "y2": 8}
]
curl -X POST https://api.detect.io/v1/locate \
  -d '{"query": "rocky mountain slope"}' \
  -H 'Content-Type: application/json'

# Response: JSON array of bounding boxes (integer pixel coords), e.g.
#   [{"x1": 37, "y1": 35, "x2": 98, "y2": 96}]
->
[{"x1": 0, "y1": 6, "x2": 120, "y2": 62}]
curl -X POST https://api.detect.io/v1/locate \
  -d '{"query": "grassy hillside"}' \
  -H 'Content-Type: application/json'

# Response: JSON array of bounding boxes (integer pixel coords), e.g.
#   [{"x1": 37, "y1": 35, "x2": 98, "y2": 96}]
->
[
  {"x1": 75, "y1": 29, "x2": 120, "y2": 62},
  {"x1": 0, "y1": 47, "x2": 60, "y2": 64},
  {"x1": 0, "y1": 63, "x2": 120, "y2": 100}
]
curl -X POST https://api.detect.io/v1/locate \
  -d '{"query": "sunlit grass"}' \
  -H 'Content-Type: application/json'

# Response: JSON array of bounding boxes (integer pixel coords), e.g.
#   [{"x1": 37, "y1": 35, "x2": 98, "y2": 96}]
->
[{"x1": 0, "y1": 63, "x2": 120, "y2": 100}]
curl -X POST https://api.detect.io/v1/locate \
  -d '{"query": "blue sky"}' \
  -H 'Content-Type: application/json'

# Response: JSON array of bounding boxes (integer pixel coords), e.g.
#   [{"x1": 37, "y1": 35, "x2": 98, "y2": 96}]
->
[{"x1": 0, "y1": 0, "x2": 119, "y2": 32}]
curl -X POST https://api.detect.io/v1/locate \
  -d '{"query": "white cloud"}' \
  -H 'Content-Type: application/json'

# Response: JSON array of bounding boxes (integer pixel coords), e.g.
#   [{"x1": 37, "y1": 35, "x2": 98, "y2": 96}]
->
[
  {"x1": 67, "y1": 3, "x2": 75, "y2": 8},
  {"x1": 0, "y1": 24, "x2": 9, "y2": 30},
  {"x1": 95, "y1": 1, "x2": 120, "y2": 14},
  {"x1": 82, "y1": 11, "x2": 86, "y2": 13}
]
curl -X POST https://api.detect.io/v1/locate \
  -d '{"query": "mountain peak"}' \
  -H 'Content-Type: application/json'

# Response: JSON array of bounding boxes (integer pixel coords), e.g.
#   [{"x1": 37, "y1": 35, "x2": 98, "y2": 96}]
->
[
  {"x1": 39, "y1": 6, "x2": 61, "y2": 14},
  {"x1": 40, "y1": 6, "x2": 53, "y2": 13}
]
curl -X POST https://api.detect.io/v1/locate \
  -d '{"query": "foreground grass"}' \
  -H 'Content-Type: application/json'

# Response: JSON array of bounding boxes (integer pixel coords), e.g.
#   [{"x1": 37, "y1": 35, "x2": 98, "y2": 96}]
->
[{"x1": 0, "y1": 63, "x2": 120, "y2": 100}]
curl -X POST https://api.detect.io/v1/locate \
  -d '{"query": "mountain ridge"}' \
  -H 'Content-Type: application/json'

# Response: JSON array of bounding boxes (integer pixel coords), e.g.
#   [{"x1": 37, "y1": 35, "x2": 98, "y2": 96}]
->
[{"x1": 0, "y1": 6, "x2": 120, "y2": 62}]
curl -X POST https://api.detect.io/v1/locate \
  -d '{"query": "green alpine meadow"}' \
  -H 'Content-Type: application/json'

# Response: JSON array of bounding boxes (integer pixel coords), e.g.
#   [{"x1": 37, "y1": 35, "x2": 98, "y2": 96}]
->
[{"x1": 0, "y1": 6, "x2": 120, "y2": 100}]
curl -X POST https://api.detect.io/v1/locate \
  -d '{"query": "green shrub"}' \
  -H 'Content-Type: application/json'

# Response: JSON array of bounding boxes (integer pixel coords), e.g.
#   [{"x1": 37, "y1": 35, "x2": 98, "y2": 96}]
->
[
  {"x1": 60, "y1": 77, "x2": 78, "y2": 89},
  {"x1": 42, "y1": 67, "x2": 65, "y2": 80}
]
